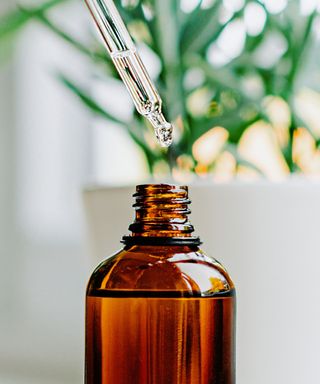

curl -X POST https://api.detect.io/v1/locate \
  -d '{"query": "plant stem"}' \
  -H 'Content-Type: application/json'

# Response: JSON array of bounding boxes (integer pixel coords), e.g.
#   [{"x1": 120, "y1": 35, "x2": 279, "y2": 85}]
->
[{"x1": 153, "y1": 0, "x2": 185, "y2": 120}]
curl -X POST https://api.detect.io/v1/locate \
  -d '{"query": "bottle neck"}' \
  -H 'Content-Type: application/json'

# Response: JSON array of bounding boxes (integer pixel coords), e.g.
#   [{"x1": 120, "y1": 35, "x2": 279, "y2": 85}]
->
[{"x1": 122, "y1": 184, "x2": 201, "y2": 246}]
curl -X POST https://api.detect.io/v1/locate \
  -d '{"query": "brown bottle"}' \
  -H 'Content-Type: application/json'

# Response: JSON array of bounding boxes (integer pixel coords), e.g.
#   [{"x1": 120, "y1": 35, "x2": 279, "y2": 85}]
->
[{"x1": 85, "y1": 184, "x2": 236, "y2": 384}]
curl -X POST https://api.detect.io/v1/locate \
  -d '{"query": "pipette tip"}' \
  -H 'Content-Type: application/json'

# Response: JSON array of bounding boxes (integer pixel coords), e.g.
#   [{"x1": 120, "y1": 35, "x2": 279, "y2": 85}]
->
[
  {"x1": 147, "y1": 111, "x2": 173, "y2": 148},
  {"x1": 156, "y1": 122, "x2": 173, "y2": 148}
]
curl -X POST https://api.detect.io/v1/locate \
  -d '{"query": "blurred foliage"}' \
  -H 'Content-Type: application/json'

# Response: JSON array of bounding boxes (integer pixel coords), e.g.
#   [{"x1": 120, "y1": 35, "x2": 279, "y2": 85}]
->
[{"x1": 1, "y1": 0, "x2": 320, "y2": 179}]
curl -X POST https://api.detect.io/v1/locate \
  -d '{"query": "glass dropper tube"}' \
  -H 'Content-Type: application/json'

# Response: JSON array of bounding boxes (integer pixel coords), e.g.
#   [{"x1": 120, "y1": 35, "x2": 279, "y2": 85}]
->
[{"x1": 84, "y1": 0, "x2": 173, "y2": 147}]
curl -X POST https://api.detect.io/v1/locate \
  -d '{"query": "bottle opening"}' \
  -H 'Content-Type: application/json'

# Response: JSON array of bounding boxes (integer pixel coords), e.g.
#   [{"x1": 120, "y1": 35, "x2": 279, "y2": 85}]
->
[{"x1": 122, "y1": 184, "x2": 201, "y2": 246}]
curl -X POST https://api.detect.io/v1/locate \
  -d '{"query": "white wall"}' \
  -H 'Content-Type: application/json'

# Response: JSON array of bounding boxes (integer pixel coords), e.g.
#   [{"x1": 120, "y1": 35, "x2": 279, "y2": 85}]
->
[{"x1": 0, "y1": 2, "x2": 93, "y2": 383}]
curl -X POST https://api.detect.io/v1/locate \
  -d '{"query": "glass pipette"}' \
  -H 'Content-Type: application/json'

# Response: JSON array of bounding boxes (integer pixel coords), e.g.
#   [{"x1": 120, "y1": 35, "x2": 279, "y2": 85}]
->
[{"x1": 84, "y1": 0, "x2": 173, "y2": 147}]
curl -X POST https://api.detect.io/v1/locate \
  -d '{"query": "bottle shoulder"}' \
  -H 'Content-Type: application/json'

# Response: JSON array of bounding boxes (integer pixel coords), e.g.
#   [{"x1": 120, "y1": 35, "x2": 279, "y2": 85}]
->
[{"x1": 87, "y1": 245, "x2": 234, "y2": 297}]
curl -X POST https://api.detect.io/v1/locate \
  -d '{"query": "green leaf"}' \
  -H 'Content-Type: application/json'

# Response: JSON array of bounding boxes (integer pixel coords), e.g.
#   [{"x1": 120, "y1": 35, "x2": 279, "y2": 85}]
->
[
  {"x1": 187, "y1": 54, "x2": 241, "y2": 92},
  {"x1": 286, "y1": 10, "x2": 317, "y2": 92},
  {"x1": 0, "y1": 9, "x2": 29, "y2": 39},
  {"x1": 29, "y1": 10, "x2": 109, "y2": 63},
  {"x1": 181, "y1": 3, "x2": 242, "y2": 55},
  {"x1": 180, "y1": 1, "x2": 219, "y2": 52},
  {"x1": 0, "y1": 0, "x2": 68, "y2": 39},
  {"x1": 153, "y1": 0, "x2": 186, "y2": 121},
  {"x1": 190, "y1": 105, "x2": 261, "y2": 144},
  {"x1": 59, "y1": 74, "x2": 126, "y2": 125},
  {"x1": 59, "y1": 74, "x2": 157, "y2": 171}
]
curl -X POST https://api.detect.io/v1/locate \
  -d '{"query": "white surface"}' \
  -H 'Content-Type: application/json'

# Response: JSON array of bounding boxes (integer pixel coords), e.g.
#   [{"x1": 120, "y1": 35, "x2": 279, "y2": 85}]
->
[
  {"x1": 83, "y1": 181, "x2": 320, "y2": 384},
  {"x1": 0, "y1": 376, "x2": 62, "y2": 384},
  {"x1": 0, "y1": 3, "x2": 91, "y2": 383}
]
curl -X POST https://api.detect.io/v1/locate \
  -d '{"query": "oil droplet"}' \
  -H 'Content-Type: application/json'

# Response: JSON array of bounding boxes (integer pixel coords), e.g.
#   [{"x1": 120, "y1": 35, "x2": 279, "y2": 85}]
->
[{"x1": 147, "y1": 111, "x2": 173, "y2": 147}]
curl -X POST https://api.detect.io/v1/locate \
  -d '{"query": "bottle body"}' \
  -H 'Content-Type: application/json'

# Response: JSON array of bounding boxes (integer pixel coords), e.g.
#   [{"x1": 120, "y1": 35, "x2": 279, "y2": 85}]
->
[
  {"x1": 85, "y1": 244, "x2": 235, "y2": 384},
  {"x1": 85, "y1": 184, "x2": 236, "y2": 383}
]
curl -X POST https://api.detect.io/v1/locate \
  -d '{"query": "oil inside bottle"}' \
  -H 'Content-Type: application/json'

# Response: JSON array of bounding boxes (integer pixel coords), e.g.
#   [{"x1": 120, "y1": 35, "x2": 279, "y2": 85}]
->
[{"x1": 86, "y1": 289, "x2": 235, "y2": 384}]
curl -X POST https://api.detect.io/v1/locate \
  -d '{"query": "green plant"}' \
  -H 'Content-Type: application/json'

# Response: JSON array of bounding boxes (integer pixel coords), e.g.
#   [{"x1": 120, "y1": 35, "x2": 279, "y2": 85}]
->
[{"x1": 1, "y1": 0, "x2": 320, "y2": 179}]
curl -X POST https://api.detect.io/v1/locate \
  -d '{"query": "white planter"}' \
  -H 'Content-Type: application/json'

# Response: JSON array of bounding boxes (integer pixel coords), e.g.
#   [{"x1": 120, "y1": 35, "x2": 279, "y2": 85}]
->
[{"x1": 83, "y1": 181, "x2": 320, "y2": 384}]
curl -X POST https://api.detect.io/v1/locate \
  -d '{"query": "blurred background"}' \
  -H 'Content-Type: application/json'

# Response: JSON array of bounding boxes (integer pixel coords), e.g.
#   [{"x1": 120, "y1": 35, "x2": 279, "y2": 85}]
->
[{"x1": 1, "y1": 0, "x2": 320, "y2": 383}]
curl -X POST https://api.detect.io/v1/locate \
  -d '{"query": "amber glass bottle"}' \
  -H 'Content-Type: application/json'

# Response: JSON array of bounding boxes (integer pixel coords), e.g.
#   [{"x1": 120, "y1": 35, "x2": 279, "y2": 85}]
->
[{"x1": 85, "y1": 184, "x2": 235, "y2": 384}]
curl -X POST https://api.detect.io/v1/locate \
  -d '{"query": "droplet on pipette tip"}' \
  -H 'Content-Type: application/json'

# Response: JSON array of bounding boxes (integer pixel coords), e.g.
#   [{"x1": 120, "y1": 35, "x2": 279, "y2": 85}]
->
[
  {"x1": 155, "y1": 122, "x2": 173, "y2": 148},
  {"x1": 147, "y1": 111, "x2": 173, "y2": 148}
]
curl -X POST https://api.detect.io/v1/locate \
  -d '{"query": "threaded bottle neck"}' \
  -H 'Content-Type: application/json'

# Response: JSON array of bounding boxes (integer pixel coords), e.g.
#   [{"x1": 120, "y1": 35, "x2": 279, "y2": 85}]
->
[{"x1": 123, "y1": 184, "x2": 200, "y2": 245}]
